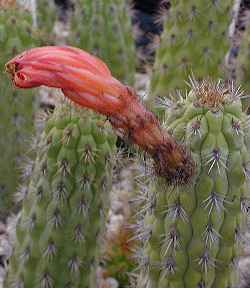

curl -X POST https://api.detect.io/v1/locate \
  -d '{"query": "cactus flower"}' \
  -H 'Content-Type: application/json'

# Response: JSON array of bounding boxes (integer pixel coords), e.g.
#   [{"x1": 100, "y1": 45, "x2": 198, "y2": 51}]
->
[{"x1": 5, "y1": 45, "x2": 194, "y2": 183}]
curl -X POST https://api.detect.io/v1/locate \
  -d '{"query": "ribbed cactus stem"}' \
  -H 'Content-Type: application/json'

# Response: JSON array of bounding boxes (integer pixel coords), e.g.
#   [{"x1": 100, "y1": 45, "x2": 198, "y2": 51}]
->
[
  {"x1": 4, "y1": 103, "x2": 116, "y2": 288},
  {"x1": 236, "y1": 22, "x2": 250, "y2": 109},
  {"x1": 137, "y1": 79, "x2": 250, "y2": 288},
  {"x1": 148, "y1": 0, "x2": 233, "y2": 107},
  {"x1": 70, "y1": 0, "x2": 136, "y2": 85},
  {"x1": 0, "y1": 5, "x2": 40, "y2": 220},
  {"x1": 36, "y1": 0, "x2": 56, "y2": 39}
]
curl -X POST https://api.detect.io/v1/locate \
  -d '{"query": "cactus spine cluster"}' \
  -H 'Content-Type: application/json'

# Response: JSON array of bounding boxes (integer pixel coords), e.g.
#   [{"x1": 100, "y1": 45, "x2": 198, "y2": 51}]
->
[
  {"x1": 0, "y1": 5, "x2": 40, "y2": 220},
  {"x1": 137, "y1": 79, "x2": 250, "y2": 288},
  {"x1": 70, "y1": 0, "x2": 136, "y2": 85},
  {"x1": 5, "y1": 103, "x2": 116, "y2": 288},
  {"x1": 148, "y1": 1, "x2": 233, "y2": 105}
]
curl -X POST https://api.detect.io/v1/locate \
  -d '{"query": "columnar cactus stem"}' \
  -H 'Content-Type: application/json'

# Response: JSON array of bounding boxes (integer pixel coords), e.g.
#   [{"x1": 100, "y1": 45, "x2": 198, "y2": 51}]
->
[
  {"x1": 148, "y1": 0, "x2": 233, "y2": 106},
  {"x1": 4, "y1": 103, "x2": 116, "y2": 288},
  {"x1": 5, "y1": 46, "x2": 194, "y2": 184},
  {"x1": 236, "y1": 23, "x2": 250, "y2": 109},
  {"x1": 136, "y1": 79, "x2": 250, "y2": 288},
  {"x1": 70, "y1": 0, "x2": 136, "y2": 85},
  {"x1": 0, "y1": 5, "x2": 40, "y2": 220}
]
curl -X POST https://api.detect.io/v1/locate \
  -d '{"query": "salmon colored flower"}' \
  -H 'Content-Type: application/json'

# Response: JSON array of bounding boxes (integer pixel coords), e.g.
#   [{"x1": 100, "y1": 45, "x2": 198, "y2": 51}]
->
[{"x1": 5, "y1": 46, "x2": 194, "y2": 184}]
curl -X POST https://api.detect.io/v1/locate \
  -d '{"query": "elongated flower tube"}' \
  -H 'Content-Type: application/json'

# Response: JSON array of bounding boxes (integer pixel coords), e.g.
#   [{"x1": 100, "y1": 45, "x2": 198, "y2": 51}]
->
[{"x1": 5, "y1": 45, "x2": 194, "y2": 184}]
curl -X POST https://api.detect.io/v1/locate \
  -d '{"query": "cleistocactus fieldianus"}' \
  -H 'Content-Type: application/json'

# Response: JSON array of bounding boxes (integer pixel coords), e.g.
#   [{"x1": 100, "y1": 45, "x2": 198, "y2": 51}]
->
[
  {"x1": 5, "y1": 41, "x2": 250, "y2": 288},
  {"x1": 70, "y1": 0, "x2": 136, "y2": 85},
  {"x1": 5, "y1": 45, "x2": 194, "y2": 185},
  {"x1": 0, "y1": 4, "x2": 40, "y2": 220},
  {"x1": 135, "y1": 78, "x2": 250, "y2": 288},
  {"x1": 4, "y1": 102, "x2": 116, "y2": 288},
  {"x1": 148, "y1": 0, "x2": 234, "y2": 106}
]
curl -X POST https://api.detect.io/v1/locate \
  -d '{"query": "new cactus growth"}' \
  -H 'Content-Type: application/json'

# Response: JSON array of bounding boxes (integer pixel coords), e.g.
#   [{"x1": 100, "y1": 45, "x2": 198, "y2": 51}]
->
[
  {"x1": 70, "y1": 0, "x2": 136, "y2": 85},
  {"x1": 100, "y1": 167, "x2": 140, "y2": 286},
  {"x1": 0, "y1": 5, "x2": 40, "y2": 220},
  {"x1": 5, "y1": 103, "x2": 116, "y2": 287},
  {"x1": 148, "y1": 0, "x2": 233, "y2": 105},
  {"x1": 136, "y1": 78, "x2": 250, "y2": 288},
  {"x1": 101, "y1": 223, "x2": 136, "y2": 286}
]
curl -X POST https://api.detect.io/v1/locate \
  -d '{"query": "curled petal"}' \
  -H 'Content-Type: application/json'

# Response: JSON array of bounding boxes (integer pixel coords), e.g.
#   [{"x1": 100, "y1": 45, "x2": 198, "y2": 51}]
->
[{"x1": 13, "y1": 67, "x2": 60, "y2": 88}]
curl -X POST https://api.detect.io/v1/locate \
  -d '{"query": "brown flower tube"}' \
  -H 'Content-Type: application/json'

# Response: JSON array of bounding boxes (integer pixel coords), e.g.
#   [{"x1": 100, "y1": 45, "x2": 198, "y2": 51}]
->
[{"x1": 5, "y1": 45, "x2": 194, "y2": 184}]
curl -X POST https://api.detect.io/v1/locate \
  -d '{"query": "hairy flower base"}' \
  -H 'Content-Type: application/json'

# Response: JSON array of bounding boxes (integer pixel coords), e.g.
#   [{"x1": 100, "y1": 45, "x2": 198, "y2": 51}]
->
[{"x1": 5, "y1": 46, "x2": 194, "y2": 184}]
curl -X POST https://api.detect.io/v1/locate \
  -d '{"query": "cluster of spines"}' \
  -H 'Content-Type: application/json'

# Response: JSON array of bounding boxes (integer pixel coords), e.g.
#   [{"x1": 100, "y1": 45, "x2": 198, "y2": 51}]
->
[
  {"x1": 4, "y1": 103, "x2": 116, "y2": 288},
  {"x1": 148, "y1": 0, "x2": 234, "y2": 107},
  {"x1": 69, "y1": 0, "x2": 136, "y2": 85},
  {"x1": 134, "y1": 80, "x2": 250, "y2": 287}
]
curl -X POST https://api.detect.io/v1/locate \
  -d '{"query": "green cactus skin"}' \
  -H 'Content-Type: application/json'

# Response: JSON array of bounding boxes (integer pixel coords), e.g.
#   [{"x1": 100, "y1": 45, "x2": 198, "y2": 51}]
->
[
  {"x1": 4, "y1": 103, "x2": 116, "y2": 288},
  {"x1": 136, "y1": 79, "x2": 250, "y2": 288},
  {"x1": 236, "y1": 23, "x2": 250, "y2": 110},
  {"x1": 36, "y1": 0, "x2": 57, "y2": 40},
  {"x1": 148, "y1": 1, "x2": 233, "y2": 106},
  {"x1": 0, "y1": 7, "x2": 41, "y2": 220},
  {"x1": 70, "y1": 0, "x2": 136, "y2": 85}
]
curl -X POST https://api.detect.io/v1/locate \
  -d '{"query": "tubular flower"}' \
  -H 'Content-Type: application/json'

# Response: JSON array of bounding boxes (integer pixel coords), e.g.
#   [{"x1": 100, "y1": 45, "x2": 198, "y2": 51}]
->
[{"x1": 5, "y1": 46, "x2": 194, "y2": 184}]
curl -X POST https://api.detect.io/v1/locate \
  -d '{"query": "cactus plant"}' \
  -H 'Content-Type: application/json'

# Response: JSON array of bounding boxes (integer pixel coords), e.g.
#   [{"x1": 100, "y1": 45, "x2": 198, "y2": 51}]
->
[
  {"x1": 69, "y1": 0, "x2": 136, "y2": 85},
  {"x1": 0, "y1": 4, "x2": 41, "y2": 220},
  {"x1": 36, "y1": 0, "x2": 57, "y2": 39},
  {"x1": 4, "y1": 102, "x2": 116, "y2": 287},
  {"x1": 148, "y1": 0, "x2": 233, "y2": 106},
  {"x1": 135, "y1": 78, "x2": 249, "y2": 288}
]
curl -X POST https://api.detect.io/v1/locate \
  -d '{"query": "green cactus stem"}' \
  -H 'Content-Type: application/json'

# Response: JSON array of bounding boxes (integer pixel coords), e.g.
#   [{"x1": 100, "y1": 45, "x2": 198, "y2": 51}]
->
[
  {"x1": 70, "y1": 0, "x2": 136, "y2": 85},
  {"x1": 4, "y1": 103, "x2": 116, "y2": 288},
  {"x1": 236, "y1": 22, "x2": 250, "y2": 110},
  {"x1": 148, "y1": 0, "x2": 233, "y2": 107},
  {"x1": 36, "y1": 0, "x2": 57, "y2": 41},
  {"x1": 137, "y1": 79, "x2": 249, "y2": 288},
  {"x1": 0, "y1": 6, "x2": 41, "y2": 220}
]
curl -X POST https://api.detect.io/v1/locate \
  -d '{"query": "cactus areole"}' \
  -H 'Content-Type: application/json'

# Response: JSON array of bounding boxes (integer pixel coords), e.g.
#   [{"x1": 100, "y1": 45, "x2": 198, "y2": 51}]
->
[
  {"x1": 136, "y1": 79, "x2": 250, "y2": 288},
  {"x1": 5, "y1": 45, "x2": 194, "y2": 184}
]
